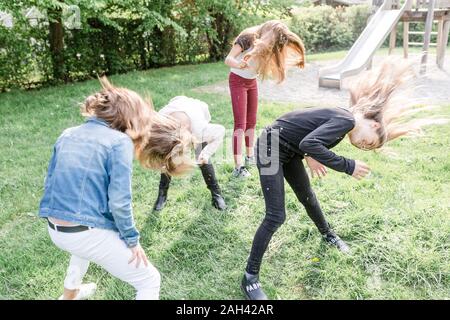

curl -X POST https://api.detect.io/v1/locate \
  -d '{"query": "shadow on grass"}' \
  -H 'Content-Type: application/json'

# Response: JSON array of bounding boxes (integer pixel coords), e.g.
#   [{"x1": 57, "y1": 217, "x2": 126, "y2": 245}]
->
[{"x1": 138, "y1": 166, "x2": 254, "y2": 300}]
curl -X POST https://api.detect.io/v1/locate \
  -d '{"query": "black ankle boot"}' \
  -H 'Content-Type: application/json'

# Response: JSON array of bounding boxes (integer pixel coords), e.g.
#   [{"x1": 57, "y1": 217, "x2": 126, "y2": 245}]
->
[
  {"x1": 199, "y1": 163, "x2": 227, "y2": 211},
  {"x1": 153, "y1": 173, "x2": 171, "y2": 211},
  {"x1": 322, "y1": 229, "x2": 350, "y2": 253},
  {"x1": 241, "y1": 272, "x2": 268, "y2": 300}
]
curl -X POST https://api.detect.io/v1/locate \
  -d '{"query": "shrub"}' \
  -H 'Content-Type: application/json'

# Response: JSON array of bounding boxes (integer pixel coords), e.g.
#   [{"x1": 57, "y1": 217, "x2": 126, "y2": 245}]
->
[
  {"x1": 0, "y1": 0, "x2": 295, "y2": 90},
  {"x1": 289, "y1": 4, "x2": 371, "y2": 53}
]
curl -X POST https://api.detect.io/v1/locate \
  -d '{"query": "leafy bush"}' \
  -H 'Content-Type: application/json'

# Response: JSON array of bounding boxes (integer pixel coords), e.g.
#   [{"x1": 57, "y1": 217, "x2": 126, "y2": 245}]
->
[
  {"x1": 289, "y1": 5, "x2": 371, "y2": 53},
  {"x1": 0, "y1": 15, "x2": 52, "y2": 90},
  {"x1": 0, "y1": 1, "x2": 373, "y2": 91},
  {"x1": 0, "y1": 0, "x2": 296, "y2": 90}
]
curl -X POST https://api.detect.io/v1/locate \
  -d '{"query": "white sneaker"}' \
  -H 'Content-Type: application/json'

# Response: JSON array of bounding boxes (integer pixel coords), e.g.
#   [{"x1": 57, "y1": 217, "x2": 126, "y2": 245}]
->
[
  {"x1": 232, "y1": 166, "x2": 251, "y2": 178},
  {"x1": 58, "y1": 283, "x2": 97, "y2": 300},
  {"x1": 245, "y1": 156, "x2": 256, "y2": 167}
]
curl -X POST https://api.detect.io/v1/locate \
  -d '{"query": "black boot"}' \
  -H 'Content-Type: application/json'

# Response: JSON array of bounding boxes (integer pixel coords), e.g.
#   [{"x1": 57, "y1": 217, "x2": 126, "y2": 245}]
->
[
  {"x1": 241, "y1": 272, "x2": 268, "y2": 300},
  {"x1": 153, "y1": 173, "x2": 171, "y2": 211},
  {"x1": 322, "y1": 229, "x2": 350, "y2": 253},
  {"x1": 199, "y1": 163, "x2": 227, "y2": 210}
]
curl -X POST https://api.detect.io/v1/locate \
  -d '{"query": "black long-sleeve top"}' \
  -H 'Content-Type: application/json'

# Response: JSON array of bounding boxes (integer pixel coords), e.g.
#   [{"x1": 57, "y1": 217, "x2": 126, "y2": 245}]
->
[{"x1": 271, "y1": 107, "x2": 356, "y2": 175}]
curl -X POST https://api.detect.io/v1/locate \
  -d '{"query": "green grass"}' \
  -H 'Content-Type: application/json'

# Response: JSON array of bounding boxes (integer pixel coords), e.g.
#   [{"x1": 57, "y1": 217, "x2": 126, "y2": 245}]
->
[{"x1": 0, "y1": 59, "x2": 449, "y2": 300}]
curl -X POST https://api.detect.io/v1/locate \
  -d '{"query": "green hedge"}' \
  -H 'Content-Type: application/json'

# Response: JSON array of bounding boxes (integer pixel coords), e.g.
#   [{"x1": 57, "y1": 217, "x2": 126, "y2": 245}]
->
[
  {"x1": 289, "y1": 4, "x2": 371, "y2": 53},
  {"x1": 1, "y1": 0, "x2": 292, "y2": 91},
  {"x1": 0, "y1": 20, "x2": 52, "y2": 90},
  {"x1": 0, "y1": 2, "x2": 377, "y2": 91}
]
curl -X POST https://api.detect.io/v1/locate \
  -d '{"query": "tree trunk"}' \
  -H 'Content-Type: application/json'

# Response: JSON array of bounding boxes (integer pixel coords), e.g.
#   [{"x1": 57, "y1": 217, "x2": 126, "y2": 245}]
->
[
  {"x1": 149, "y1": 20, "x2": 177, "y2": 67},
  {"x1": 48, "y1": 7, "x2": 65, "y2": 81}
]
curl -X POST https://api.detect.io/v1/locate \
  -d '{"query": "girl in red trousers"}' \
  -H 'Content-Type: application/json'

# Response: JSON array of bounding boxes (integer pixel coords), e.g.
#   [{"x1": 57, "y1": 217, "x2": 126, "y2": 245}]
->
[{"x1": 225, "y1": 20, "x2": 306, "y2": 178}]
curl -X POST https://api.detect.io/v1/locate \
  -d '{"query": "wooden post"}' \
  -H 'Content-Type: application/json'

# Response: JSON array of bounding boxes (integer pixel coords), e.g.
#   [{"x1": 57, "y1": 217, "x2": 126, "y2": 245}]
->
[
  {"x1": 437, "y1": 19, "x2": 450, "y2": 68},
  {"x1": 389, "y1": 24, "x2": 397, "y2": 54},
  {"x1": 436, "y1": 19, "x2": 444, "y2": 65},
  {"x1": 420, "y1": 0, "x2": 436, "y2": 74},
  {"x1": 437, "y1": 19, "x2": 444, "y2": 45},
  {"x1": 403, "y1": 21, "x2": 410, "y2": 58},
  {"x1": 406, "y1": 0, "x2": 414, "y2": 10}
]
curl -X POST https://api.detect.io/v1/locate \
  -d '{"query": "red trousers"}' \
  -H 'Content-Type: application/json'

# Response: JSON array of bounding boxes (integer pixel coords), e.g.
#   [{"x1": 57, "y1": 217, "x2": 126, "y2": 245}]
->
[{"x1": 229, "y1": 72, "x2": 259, "y2": 156}]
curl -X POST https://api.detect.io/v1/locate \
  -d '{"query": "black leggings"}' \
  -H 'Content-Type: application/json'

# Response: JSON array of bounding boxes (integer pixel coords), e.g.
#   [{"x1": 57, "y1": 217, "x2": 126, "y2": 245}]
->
[{"x1": 246, "y1": 130, "x2": 330, "y2": 275}]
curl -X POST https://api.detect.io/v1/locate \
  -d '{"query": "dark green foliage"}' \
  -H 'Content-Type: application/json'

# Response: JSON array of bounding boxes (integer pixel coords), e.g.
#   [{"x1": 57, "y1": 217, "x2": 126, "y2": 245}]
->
[
  {"x1": 289, "y1": 5, "x2": 371, "y2": 53},
  {"x1": 0, "y1": 0, "x2": 294, "y2": 90}
]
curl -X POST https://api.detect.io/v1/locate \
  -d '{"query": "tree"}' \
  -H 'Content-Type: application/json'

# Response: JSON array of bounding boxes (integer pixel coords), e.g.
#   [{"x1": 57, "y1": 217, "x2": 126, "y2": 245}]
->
[{"x1": 48, "y1": 2, "x2": 65, "y2": 81}]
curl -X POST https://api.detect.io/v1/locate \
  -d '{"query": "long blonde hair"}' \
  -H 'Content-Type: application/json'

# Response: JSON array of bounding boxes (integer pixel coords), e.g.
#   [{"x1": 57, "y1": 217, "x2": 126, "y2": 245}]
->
[
  {"x1": 348, "y1": 59, "x2": 445, "y2": 148},
  {"x1": 237, "y1": 20, "x2": 306, "y2": 83},
  {"x1": 81, "y1": 77, "x2": 153, "y2": 143},
  {"x1": 135, "y1": 112, "x2": 195, "y2": 176},
  {"x1": 82, "y1": 77, "x2": 194, "y2": 176}
]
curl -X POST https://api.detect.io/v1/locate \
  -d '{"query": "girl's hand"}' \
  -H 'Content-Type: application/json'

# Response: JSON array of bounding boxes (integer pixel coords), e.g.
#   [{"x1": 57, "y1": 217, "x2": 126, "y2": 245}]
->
[
  {"x1": 128, "y1": 243, "x2": 149, "y2": 268},
  {"x1": 225, "y1": 44, "x2": 246, "y2": 69},
  {"x1": 352, "y1": 160, "x2": 370, "y2": 180},
  {"x1": 239, "y1": 60, "x2": 249, "y2": 69},
  {"x1": 305, "y1": 156, "x2": 327, "y2": 179}
]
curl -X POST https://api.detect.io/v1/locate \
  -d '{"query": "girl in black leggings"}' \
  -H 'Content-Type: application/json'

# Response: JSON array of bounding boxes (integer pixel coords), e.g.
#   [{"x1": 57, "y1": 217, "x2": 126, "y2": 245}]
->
[{"x1": 242, "y1": 61, "x2": 426, "y2": 300}]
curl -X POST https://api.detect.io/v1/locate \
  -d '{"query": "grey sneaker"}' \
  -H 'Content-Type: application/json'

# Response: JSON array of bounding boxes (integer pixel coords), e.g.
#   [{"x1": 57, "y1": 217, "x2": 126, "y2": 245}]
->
[
  {"x1": 232, "y1": 166, "x2": 251, "y2": 178},
  {"x1": 323, "y1": 230, "x2": 351, "y2": 253},
  {"x1": 245, "y1": 156, "x2": 256, "y2": 167}
]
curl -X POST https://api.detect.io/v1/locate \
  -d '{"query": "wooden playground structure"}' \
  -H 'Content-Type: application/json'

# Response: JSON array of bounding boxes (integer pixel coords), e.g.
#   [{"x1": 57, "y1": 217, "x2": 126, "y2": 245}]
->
[
  {"x1": 319, "y1": 0, "x2": 450, "y2": 88},
  {"x1": 388, "y1": 0, "x2": 450, "y2": 73}
]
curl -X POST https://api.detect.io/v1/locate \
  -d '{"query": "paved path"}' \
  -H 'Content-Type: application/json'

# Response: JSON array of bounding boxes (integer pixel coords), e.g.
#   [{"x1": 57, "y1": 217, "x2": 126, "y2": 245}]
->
[{"x1": 196, "y1": 53, "x2": 450, "y2": 107}]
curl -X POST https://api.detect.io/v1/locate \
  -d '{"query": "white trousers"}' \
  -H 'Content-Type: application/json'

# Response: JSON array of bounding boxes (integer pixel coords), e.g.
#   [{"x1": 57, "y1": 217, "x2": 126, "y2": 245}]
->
[{"x1": 48, "y1": 226, "x2": 161, "y2": 300}]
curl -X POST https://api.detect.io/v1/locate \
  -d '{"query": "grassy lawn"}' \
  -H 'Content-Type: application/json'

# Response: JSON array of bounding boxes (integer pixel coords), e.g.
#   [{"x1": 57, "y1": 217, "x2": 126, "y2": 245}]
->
[{"x1": 0, "y1": 56, "x2": 449, "y2": 300}]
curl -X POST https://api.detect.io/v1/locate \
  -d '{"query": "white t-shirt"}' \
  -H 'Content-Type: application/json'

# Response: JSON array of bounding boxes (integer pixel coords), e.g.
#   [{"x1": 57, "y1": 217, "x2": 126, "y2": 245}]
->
[
  {"x1": 230, "y1": 48, "x2": 258, "y2": 79},
  {"x1": 159, "y1": 96, "x2": 225, "y2": 161}
]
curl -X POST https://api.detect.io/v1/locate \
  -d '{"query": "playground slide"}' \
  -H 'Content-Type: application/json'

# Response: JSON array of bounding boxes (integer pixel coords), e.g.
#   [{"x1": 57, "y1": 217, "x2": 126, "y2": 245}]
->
[{"x1": 318, "y1": 0, "x2": 412, "y2": 89}]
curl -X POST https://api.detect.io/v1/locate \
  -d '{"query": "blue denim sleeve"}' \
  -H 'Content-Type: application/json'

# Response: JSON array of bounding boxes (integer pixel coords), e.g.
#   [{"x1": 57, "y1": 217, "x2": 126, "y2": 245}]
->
[
  {"x1": 108, "y1": 136, "x2": 140, "y2": 247},
  {"x1": 44, "y1": 146, "x2": 57, "y2": 190}
]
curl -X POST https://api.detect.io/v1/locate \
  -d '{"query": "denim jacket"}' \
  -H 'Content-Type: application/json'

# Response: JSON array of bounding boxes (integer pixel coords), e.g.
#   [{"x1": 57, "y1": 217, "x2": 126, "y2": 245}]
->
[{"x1": 39, "y1": 117, "x2": 139, "y2": 247}]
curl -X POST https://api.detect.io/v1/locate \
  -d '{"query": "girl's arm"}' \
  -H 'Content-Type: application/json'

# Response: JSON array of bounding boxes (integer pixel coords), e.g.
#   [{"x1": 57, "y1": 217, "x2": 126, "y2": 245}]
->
[
  {"x1": 299, "y1": 118, "x2": 356, "y2": 175},
  {"x1": 225, "y1": 44, "x2": 248, "y2": 69},
  {"x1": 108, "y1": 136, "x2": 140, "y2": 248}
]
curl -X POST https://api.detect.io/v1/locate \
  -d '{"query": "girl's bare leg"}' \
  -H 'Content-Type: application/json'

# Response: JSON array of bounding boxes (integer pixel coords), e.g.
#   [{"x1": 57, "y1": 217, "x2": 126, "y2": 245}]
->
[
  {"x1": 246, "y1": 146, "x2": 254, "y2": 158},
  {"x1": 234, "y1": 154, "x2": 243, "y2": 168},
  {"x1": 62, "y1": 288, "x2": 80, "y2": 300},
  {"x1": 61, "y1": 255, "x2": 90, "y2": 299}
]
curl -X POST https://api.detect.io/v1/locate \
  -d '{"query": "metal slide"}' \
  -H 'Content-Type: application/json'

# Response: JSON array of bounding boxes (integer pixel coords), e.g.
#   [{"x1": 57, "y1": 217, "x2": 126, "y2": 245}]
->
[{"x1": 319, "y1": 0, "x2": 412, "y2": 89}]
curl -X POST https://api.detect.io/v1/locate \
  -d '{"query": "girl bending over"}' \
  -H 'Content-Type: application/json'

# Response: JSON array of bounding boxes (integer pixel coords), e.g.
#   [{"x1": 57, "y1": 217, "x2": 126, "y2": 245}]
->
[
  {"x1": 152, "y1": 96, "x2": 227, "y2": 211},
  {"x1": 242, "y1": 62, "x2": 428, "y2": 300}
]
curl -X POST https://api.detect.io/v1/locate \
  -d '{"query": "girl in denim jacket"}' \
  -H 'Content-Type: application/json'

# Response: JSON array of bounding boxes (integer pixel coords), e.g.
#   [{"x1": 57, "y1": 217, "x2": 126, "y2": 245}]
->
[{"x1": 39, "y1": 78, "x2": 193, "y2": 300}]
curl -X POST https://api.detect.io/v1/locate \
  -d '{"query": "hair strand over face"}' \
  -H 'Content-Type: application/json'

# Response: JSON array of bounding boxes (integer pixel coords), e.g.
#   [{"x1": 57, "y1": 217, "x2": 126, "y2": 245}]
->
[
  {"x1": 237, "y1": 20, "x2": 306, "y2": 83},
  {"x1": 81, "y1": 77, "x2": 194, "y2": 176},
  {"x1": 348, "y1": 59, "x2": 423, "y2": 148},
  {"x1": 81, "y1": 76, "x2": 154, "y2": 143}
]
